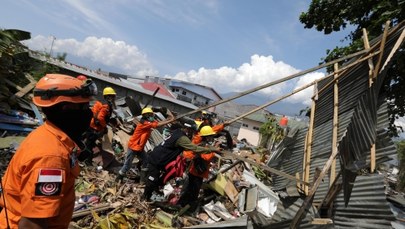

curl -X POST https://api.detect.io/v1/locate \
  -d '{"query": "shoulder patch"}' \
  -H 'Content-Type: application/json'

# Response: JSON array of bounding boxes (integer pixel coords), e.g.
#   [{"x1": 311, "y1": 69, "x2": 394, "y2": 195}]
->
[
  {"x1": 35, "y1": 169, "x2": 63, "y2": 196},
  {"x1": 35, "y1": 182, "x2": 61, "y2": 196},
  {"x1": 37, "y1": 169, "x2": 63, "y2": 182}
]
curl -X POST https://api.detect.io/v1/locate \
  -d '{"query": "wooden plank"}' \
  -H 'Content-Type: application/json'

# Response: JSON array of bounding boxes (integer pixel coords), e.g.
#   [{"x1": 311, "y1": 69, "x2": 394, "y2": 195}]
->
[
  {"x1": 362, "y1": 28, "x2": 375, "y2": 86},
  {"x1": 15, "y1": 81, "x2": 36, "y2": 98},
  {"x1": 224, "y1": 180, "x2": 239, "y2": 204},
  {"x1": 304, "y1": 86, "x2": 317, "y2": 194},
  {"x1": 317, "y1": 171, "x2": 342, "y2": 211},
  {"x1": 290, "y1": 138, "x2": 341, "y2": 228},
  {"x1": 311, "y1": 218, "x2": 333, "y2": 225},
  {"x1": 173, "y1": 49, "x2": 370, "y2": 122},
  {"x1": 363, "y1": 27, "x2": 377, "y2": 173},
  {"x1": 330, "y1": 63, "x2": 339, "y2": 186},
  {"x1": 369, "y1": 21, "x2": 390, "y2": 173},
  {"x1": 373, "y1": 21, "x2": 390, "y2": 79}
]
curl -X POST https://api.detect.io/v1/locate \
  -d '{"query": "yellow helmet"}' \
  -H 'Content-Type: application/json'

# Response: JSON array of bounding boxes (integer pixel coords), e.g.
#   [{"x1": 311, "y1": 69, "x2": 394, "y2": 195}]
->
[
  {"x1": 194, "y1": 120, "x2": 202, "y2": 129},
  {"x1": 199, "y1": 126, "x2": 216, "y2": 136},
  {"x1": 142, "y1": 107, "x2": 154, "y2": 115},
  {"x1": 103, "y1": 87, "x2": 116, "y2": 96}
]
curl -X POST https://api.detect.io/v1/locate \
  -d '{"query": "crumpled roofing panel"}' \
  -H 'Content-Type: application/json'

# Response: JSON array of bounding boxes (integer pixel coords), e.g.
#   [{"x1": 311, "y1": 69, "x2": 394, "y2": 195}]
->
[
  {"x1": 267, "y1": 21, "x2": 403, "y2": 227},
  {"x1": 333, "y1": 174, "x2": 396, "y2": 229}
]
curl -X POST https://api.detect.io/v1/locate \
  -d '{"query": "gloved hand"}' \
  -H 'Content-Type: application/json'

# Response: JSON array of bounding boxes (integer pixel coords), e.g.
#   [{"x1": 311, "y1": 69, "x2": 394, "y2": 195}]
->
[{"x1": 193, "y1": 154, "x2": 207, "y2": 173}]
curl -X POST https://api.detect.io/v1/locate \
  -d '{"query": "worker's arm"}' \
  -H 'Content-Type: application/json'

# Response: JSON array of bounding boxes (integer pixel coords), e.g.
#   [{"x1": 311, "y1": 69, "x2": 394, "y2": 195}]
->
[
  {"x1": 176, "y1": 136, "x2": 220, "y2": 153},
  {"x1": 157, "y1": 109, "x2": 175, "y2": 127},
  {"x1": 19, "y1": 217, "x2": 48, "y2": 229},
  {"x1": 95, "y1": 105, "x2": 110, "y2": 128}
]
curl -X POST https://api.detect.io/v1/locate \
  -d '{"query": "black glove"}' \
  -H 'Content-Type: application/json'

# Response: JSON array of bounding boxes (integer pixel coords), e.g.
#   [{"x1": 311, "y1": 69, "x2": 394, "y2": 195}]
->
[{"x1": 193, "y1": 154, "x2": 207, "y2": 173}]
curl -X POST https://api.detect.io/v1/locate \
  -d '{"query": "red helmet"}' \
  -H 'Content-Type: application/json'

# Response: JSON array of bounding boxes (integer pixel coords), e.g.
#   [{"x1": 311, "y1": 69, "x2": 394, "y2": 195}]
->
[
  {"x1": 33, "y1": 74, "x2": 97, "y2": 107},
  {"x1": 77, "y1": 75, "x2": 88, "y2": 81}
]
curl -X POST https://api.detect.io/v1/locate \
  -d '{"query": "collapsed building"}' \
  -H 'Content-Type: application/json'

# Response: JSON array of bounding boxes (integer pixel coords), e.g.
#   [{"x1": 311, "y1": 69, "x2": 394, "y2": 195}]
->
[{"x1": 0, "y1": 21, "x2": 404, "y2": 228}]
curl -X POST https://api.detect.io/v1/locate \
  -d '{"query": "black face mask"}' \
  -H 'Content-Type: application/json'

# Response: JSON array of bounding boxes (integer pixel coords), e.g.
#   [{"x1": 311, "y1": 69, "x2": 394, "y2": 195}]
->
[{"x1": 43, "y1": 103, "x2": 93, "y2": 144}]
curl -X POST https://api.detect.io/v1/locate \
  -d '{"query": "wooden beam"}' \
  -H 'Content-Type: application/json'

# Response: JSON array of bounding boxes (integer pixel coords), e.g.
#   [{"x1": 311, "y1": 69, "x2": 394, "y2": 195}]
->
[
  {"x1": 311, "y1": 218, "x2": 333, "y2": 225},
  {"x1": 314, "y1": 50, "x2": 380, "y2": 98},
  {"x1": 317, "y1": 171, "x2": 342, "y2": 211},
  {"x1": 380, "y1": 27, "x2": 405, "y2": 71},
  {"x1": 173, "y1": 49, "x2": 370, "y2": 121},
  {"x1": 330, "y1": 63, "x2": 339, "y2": 186},
  {"x1": 15, "y1": 81, "x2": 36, "y2": 98},
  {"x1": 363, "y1": 27, "x2": 377, "y2": 173},
  {"x1": 290, "y1": 142, "x2": 341, "y2": 228},
  {"x1": 362, "y1": 28, "x2": 375, "y2": 86},
  {"x1": 373, "y1": 21, "x2": 391, "y2": 79},
  {"x1": 304, "y1": 86, "x2": 317, "y2": 194}
]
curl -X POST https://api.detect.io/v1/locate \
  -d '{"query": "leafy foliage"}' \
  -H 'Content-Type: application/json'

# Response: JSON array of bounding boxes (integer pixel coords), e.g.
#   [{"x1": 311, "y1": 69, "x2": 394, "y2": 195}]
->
[
  {"x1": 300, "y1": 0, "x2": 405, "y2": 136},
  {"x1": 259, "y1": 115, "x2": 284, "y2": 150},
  {"x1": 396, "y1": 140, "x2": 405, "y2": 191}
]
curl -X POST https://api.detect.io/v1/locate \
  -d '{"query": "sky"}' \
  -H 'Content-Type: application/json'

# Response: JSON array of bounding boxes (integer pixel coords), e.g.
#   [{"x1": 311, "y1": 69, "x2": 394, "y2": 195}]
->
[{"x1": 1, "y1": 0, "x2": 353, "y2": 108}]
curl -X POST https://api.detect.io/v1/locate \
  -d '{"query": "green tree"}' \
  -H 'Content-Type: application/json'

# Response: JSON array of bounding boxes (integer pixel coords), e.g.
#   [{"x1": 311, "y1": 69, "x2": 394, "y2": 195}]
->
[
  {"x1": 300, "y1": 0, "x2": 405, "y2": 136},
  {"x1": 397, "y1": 140, "x2": 405, "y2": 191},
  {"x1": 259, "y1": 115, "x2": 284, "y2": 151}
]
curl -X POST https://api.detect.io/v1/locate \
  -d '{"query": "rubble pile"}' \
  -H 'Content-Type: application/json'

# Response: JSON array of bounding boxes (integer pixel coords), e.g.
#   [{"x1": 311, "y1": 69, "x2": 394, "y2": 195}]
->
[
  {"x1": 0, "y1": 76, "x2": 281, "y2": 228},
  {"x1": 1, "y1": 81, "x2": 405, "y2": 228}
]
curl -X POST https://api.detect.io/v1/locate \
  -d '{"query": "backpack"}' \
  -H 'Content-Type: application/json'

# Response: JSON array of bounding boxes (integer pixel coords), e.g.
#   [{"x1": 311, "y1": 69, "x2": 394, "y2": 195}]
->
[{"x1": 163, "y1": 155, "x2": 187, "y2": 184}]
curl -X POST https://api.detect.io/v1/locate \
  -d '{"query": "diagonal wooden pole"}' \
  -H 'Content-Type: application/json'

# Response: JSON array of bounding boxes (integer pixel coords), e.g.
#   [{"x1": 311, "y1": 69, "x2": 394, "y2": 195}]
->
[{"x1": 172, "y1": 49, "x2": 370, "y2": 121}]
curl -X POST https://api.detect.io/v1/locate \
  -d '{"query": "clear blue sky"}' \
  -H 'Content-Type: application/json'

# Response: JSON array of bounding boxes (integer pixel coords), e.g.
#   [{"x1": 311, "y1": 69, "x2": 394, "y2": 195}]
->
[{"x1": 1, "y1": 0, "x2": 351, "y2": 106}]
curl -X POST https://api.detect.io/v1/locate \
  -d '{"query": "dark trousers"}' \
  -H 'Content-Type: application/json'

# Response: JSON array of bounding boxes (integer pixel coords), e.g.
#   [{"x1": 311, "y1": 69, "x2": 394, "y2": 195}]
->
[
  {"x1": 177, "y1": 173, "x2": 203, "y2": 207},
  {"x1": 78, "y1": 128, "x2": 104, "y2": 162},
  {"x1": 142, "y1": 163, "x2": 163, "y2": 200}
]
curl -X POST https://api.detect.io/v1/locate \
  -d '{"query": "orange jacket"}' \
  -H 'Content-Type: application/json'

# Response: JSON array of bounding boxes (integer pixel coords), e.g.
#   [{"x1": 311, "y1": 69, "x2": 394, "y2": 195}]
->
[
  {"x1": 279, "y1": 116, "x2": 288, "y2": 127},
  {"x1": 127, "y1": 120, "x2": 158, "y2": 151},
  {"x1": 90, "y1": 101, "x2": 111, "y2": 132},
  {"x1": 0, "y1": 121, "x2": 80, "y2": 228},
  {"x1": 184, "y1": 124, "x2": 224, "y2": 178},
  {"x1": 191, "y1": 123, "x2": 225, "y2": 144}
]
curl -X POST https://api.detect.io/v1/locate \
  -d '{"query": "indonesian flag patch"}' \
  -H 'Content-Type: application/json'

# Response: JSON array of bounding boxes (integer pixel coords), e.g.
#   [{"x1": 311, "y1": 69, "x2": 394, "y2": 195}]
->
[{"x1": 35, "y1": 169, "x2": 63, "y2": 196}]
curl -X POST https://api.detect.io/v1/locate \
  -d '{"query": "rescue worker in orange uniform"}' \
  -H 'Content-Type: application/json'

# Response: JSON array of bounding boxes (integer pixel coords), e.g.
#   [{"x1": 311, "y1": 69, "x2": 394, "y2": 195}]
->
[
  {"x1": 177, "y1": 125, "x2": 221, "y2": 208},
  {"x1": 116, "y1": 107, "x2": 174, "y2": 180},
  {"x1": 80, "y1": 86, "x2": 117, "y2": 163},
  {"x1": 141, "y1": 121, "x2": 220, "y2": 201},
  {"x1": 0, "y1": 74, "x2": 96, "y2": 228}
]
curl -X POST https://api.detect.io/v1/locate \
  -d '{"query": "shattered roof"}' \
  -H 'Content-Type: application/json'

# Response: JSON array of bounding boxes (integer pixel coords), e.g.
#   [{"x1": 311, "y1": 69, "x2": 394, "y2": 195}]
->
[{"x1": 267, "y1": 21, "x2": 404, "y2": 227}]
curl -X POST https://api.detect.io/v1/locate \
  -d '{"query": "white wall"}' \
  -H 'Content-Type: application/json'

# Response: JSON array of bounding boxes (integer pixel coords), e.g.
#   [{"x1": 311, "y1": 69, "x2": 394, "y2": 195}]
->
[{"x1": 237, "y1": 119, "x2": 262, "y2": 146}]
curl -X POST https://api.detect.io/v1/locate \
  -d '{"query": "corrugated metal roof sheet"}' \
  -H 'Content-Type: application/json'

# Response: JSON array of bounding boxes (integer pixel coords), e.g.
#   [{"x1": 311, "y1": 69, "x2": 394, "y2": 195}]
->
[
  {"x1": 28, "y1": 51, "x2": 199, "y2": 110},
  {"x1": 260, "y1": 197, "x2": 329, "y2": 229},
  {"x1": 266, "y1": 22, "x2": 404, "y2": 227},
  {"x1": 333, "y1": 174, "x2": 396, "y2": 229}
]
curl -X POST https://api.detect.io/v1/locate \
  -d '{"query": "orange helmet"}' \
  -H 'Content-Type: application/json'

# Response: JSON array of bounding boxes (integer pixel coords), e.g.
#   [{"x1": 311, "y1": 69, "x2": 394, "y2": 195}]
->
[
  {"x1": 77, "y1": 75, "x2": 88, "y2": 81},
  {"x1": 33, "y1": 74, "x2": 97, "y2": 107}
]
